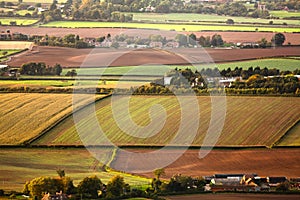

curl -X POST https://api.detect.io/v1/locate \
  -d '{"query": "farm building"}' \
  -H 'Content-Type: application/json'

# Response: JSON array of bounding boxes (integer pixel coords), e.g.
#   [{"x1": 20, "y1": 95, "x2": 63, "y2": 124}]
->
[{"x1": 268, "y1": 177, "x2": 287, "y2": 187}]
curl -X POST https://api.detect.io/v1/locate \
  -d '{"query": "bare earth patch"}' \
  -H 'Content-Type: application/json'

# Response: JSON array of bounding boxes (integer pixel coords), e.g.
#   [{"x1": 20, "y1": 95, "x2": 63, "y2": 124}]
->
[{"x1": 7, "y1": 46, "x2": 300, "y2": 67}]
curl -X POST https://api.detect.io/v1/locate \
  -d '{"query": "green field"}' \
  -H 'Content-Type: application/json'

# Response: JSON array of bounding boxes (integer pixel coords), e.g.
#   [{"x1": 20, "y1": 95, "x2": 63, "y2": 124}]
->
[
  {"x1": 0, "y1": 18, "x2": 38, "y2": 25},
  {"x1": 33, "y1": 96, "x2": 300, "y2": 147},
  {"x1": 0, "y1": 49, "x2": 20, "y2": 57},
  {"x1": 0, "y1": 93, "x2": 106, "y2": 145},
  {"x1": 16, "y1": 10, "x2": 34, "y2": 16},
  {"x1": 61, "y1": 58, "x2": 300, "y2": 77},
  {"x1": 269, "y1": 10, "x2": 300, "y2": 19},
  {"x1": 129, "y1": 12, "x2": 300, "y2": 25},
  {"x1": 0, "y1": 79, "x2": 75, "y2": 87},
  {"x1": 41, "y1": 21, "x2": 300, "y2": 33},
  {"x1": 0, "y1": 148, "x2": 151, "y2": 191},
  {"x1": 216, "y1": 58, "x2": 300, "y2": 71}
]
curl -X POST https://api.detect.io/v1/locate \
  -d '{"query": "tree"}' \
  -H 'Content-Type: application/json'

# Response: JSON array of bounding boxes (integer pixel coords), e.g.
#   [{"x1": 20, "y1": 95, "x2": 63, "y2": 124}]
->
[
  {"x1": 77, "y1": 176, "x2": 102, "y2": 199},
  {"x1": 50, "y1": 1, "x2": 57, "y2": 11},
  {"x1": 175, "y1": 34, "x2": 187, "y2": 47},
  {"x1": 188, "y1": 33, "x2": 197, "y2": 46},
  {"x1": 65, "y1": 69, "x2": 77, "y2": 77},
  {"x1": 106, "y1": 175, "x2": 129, "y2": 198},
  {"x1": 226, "y1": 19, "x2": 234, "y2": 24},
  {"x1": 56, "y1": 169, "x2": 65, "y2": 178},
  {"x1": 26, "y1": 177, "x2": 63, "y2": 199},
  {"x1": 276, "y1": 181, "x2": 290, "y2": 192},
  {"x1": 211, "y1": 34, "x2": 224, "y2": 47},
  {"x1": 272, "y1": 33, "x2": 285, "y2": 46},
  {"x1": 259, "y1": 38, "x2": 268, "y2": 48},
  {"x1": 111, "y1": 42, "x2": 120, "y2": 49},
  {"x1": 154, "y1": 168, "x2": 165, "y2": 180}
]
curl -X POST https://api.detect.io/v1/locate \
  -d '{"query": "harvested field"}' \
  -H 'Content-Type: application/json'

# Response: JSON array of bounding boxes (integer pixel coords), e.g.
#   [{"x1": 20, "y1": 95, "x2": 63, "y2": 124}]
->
[
  {"x1": 7, "y1": 46, "x2": 300, "y2": 67},
  {"x1": 0, "y1": 147, "x2": 299, "y2": 192},
  {"x1": 0, "y1": 93, "x2": 105, "y2": 145},
  {"x1": 40, "y1": 21, "x2": 300, "y2": 33},
  {"x1": 0, "y1": 41, "x2": 33, "y2": 50},
  {"x1": 33, "y1": 96, "x2": 300, "y2": 147},
  {"x1": 115, "y1": 148, "x2": 300, "y2": 178},
  {"x1": 0, "y1": 148, "x2": 151, "y2": 191},
  {"x1": 277, "y1": 122, "x2": 300, "y2": 146},
  {"x1": 1, "y1": 26, "x2": 299, "y2": 45}
]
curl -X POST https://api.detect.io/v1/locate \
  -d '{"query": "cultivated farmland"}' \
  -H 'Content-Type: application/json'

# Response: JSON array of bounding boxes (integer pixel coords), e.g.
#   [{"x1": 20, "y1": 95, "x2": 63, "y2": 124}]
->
[
  {"x1": 2, "y1": 26, "x2": 300, "y2": 45},
  {"x1": 269, "y1": 10, "x2": 300, "y2": 19},
  {"x1": 41, "y1": 21, "x2": 300, "y2": 33},
  {"x1": 7, "y1": 46, "x2": 300, "y2": 67},
  {"x1": 0, "y1": 18, "x2": 38, "y2": 26},
  {"x1": 129, "y1": 12, "x2": 300, "y2": 25},
  {"x1": 277, "y1": 122, "x2": 300, "y2": 146},
  {"x1": 0, "y1": 41, "x2": 33, "y2": 50},
  {"x1": 33, "y1": 96, "x2": 300, "y2": 147},
  {"x1": 0, "y1": 148, "x2": 151, "y2": 191},
  {"x1": 0, "y1": 93, "x2": 106, "y2": 145},
  {"x1": 116, "y1": 148, "x2": 300, "y2": 178}
]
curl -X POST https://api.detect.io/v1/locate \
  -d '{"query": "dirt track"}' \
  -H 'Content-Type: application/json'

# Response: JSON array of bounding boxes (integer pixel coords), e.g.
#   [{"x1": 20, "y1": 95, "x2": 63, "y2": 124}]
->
[
  {"x1": 1, "y1": 26, "x2": 299, "y2": 45},
  {"x1": 7, "y1": 46, "x2": 300, "y2": 67},
  {"x1": 111, "y1": 148, "x2": 300, "y2": 178}
]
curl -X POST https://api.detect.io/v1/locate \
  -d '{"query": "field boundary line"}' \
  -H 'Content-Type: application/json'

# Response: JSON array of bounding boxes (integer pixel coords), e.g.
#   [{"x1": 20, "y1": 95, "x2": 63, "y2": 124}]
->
[
  {"x1": 26, "y1": 94, "x2": 112, "y2": 146},
  {"x1": 272, "y1": 119, "x2": 300, "y2": 147}
]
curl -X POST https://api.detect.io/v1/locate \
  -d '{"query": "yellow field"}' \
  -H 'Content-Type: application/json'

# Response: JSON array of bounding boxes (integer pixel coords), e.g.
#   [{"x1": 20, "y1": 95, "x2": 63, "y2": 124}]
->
[
  {"x1": 34, "y1": 96, "x2": 300, "y2": 147},
  {"x1": 0, "y1": 41, "x2": 33, "y2": 50},
  {"x1": 0, "y1": 93, "x2": 104, "y2": 145}
]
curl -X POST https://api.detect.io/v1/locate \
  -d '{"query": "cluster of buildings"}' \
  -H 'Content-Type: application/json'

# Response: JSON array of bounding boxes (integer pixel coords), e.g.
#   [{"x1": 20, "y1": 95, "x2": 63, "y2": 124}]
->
[
  {"x1": 204, "y1": 173, "x2": 300, "y2": 192},
  {"x1": 85, "y1": 37, "x2": 181, "y2": 49}
]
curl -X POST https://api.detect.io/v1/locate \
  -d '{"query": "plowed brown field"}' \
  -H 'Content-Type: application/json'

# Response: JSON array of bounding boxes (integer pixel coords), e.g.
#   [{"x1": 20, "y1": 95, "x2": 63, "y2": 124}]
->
[
  {"x1": 7, "y1": 46, "x2": 300, "y2": 67},
  {"x1": 112, "y1": 148, "x2": 300, "y2": 178},
  {"x1": 1, "y1": 26, "x2": 300, "y2": 45}
]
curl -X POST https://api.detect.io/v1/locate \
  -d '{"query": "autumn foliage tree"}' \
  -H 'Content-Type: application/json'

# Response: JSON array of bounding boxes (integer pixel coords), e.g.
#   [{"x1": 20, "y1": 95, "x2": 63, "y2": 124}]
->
[{"x1": 77, "y1": 175, "x2": 102, "y2": 199}]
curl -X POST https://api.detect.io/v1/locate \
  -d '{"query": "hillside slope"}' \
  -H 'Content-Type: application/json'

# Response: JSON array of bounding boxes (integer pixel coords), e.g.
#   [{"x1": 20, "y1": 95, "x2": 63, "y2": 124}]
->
[{"x1": 33, "y1": 96, "x2": 300, "y2": 147}]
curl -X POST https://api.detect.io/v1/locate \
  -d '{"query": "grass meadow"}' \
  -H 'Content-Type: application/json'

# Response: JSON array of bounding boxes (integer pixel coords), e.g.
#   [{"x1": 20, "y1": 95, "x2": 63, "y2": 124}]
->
[
  {"x1": 0, "y1": 148, "x2": 151, "y2": 192},
  {"x1": 130, "y1": 12, "x2": 300, "y2": 25},
  {"x1": 269, "y1": 10, "x2": 300, "y2": 19},
  {"x1": 41, "y1": 21, "x2": 300, "y2": 33},
  {"x1": 33, "y1": 96, "x2": 300, "y2": 147},
  {"x1": 0, "y1": 18, "x2": 38, "y2": 26},
  {"x1": 61, "y1": 58, "x2": 300, "y2": 77}
]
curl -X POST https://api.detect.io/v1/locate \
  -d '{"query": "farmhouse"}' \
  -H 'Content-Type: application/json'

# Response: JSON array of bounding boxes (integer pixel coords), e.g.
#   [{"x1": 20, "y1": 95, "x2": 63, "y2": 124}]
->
[
  {"x1": 150, "y1": 41, "x2": 163, "y2": 48},
  {"x1": 268, "y1": 177, "x2": 287, "y2": 187},
  {"x1": 208, "y1": 173, "x2": 282, "y2": 192},
  {"x1": 42, "y1": 192, "x2": 68, "y2": 200}
]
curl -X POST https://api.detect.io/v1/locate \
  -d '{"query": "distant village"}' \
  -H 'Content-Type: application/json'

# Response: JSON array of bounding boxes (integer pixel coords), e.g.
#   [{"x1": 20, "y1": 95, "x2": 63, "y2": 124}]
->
[
  {"x1": 0, "y1": 29, "x2": 273, "y2": 50},
  {"x1": 203, "y1": 173, "x2": 299, "y2": 192}
]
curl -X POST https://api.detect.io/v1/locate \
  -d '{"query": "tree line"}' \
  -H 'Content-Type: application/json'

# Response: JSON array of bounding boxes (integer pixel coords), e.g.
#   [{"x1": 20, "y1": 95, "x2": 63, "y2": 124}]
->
[
  {"x1": 20, "y1": 62, "x2": 62, "y2": 76},
  {"x1": 124, "y1": 66, "x2": 300, "y2": 96},
  {"x1": 2, "y1": 0, "x2": 298, "y2": 22},
  {"x1": 21, "y1": 168, "x2": 206, "y2": 200}
]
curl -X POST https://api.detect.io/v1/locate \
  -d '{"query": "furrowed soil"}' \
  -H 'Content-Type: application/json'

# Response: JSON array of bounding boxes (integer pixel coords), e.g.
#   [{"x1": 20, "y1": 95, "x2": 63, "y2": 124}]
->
[
  {"x1": 1, "y1": 26, "x2": 299, "y2": 45},
  {"x1": 7, "y1": 46, "x2": 300, "y2": 67},
  {"x1": 112, "y1": 148, "x2": 300, "y2": 178}
]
